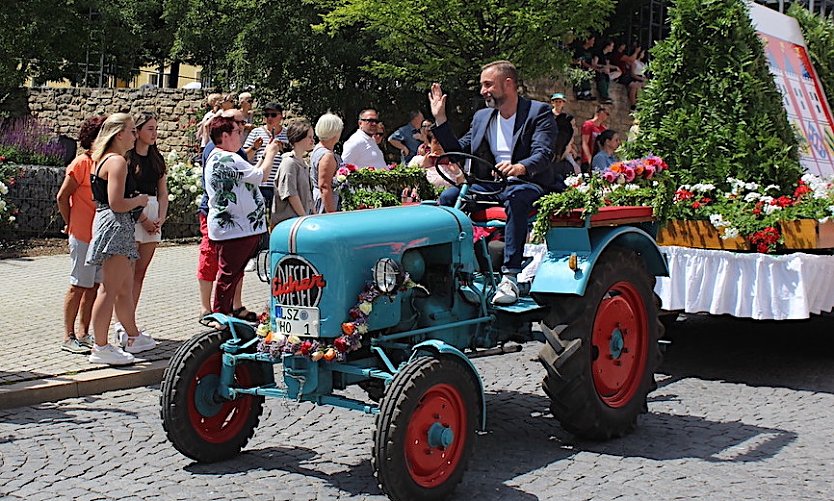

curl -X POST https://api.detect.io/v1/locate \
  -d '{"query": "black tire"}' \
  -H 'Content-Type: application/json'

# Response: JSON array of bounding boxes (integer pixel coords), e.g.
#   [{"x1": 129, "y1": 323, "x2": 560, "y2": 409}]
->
[
  {"x1": 160, "y1": 329, "x2": 267, "y2": 462},
  {"x1": 372, "y1": 356, "x2": 479, "y2": 501},
  {"x1": 538, "y1": 246, "x2": 662, "y2": 439}
]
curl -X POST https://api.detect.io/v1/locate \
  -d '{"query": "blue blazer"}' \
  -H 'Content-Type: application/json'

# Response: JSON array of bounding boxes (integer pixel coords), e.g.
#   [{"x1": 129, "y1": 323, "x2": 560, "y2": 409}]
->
[{"x1": 433, "y1": 96, "x2": 565, "y2": 191}]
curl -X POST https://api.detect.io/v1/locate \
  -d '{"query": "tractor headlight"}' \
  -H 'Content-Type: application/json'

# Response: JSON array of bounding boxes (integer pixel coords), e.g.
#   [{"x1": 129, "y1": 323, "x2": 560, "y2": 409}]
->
[{"x1": 373, "y1": 258, "x2": 403, "y2": 293}]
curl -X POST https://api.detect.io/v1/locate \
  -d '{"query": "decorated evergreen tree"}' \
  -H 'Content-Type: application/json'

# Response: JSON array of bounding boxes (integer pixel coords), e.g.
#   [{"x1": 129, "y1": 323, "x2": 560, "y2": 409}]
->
[{"x1": 623, "y1": 0, "x2": 802, "y2": 190}]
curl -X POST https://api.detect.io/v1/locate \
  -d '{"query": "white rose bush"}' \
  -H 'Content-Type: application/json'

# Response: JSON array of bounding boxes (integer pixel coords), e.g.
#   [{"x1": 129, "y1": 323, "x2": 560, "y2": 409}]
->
[{"x1": 164, "y1": 151, "x2": 203, "y2": 238}]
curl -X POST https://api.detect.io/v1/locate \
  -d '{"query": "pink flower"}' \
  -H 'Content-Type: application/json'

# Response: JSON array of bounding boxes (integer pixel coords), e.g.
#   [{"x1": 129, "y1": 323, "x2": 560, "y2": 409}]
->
[
  {"x1": 623, "y1": 166, "x2": 637, "y2": 183},
  {"x1": 602, "y1": 170, "x2": 618, "y2": 183},
  {"x1": 337, "y1": 167, "x2": 350, "y2": 177}
]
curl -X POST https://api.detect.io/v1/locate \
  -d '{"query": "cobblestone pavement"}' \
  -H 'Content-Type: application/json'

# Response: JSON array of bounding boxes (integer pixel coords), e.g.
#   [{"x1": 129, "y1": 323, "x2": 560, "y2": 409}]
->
[
  {"x1": 0, "y1": 244, "x2": 268, "y2": 385},
  {"x1": 1, "y1": 314, "x2": 833, "y2": 500}
]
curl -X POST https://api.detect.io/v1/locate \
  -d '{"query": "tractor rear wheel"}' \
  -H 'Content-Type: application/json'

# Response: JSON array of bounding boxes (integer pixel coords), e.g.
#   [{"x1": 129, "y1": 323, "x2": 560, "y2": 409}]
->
[
  {"x1": 160, "y1": 329, "x2": 268, "y2": 462},
  {"x1": 373, "y1": 356, "x2": 478, "y2": 501},
  {"x1": 538, "y1": 246, "x2": 662, "y2": 439}
]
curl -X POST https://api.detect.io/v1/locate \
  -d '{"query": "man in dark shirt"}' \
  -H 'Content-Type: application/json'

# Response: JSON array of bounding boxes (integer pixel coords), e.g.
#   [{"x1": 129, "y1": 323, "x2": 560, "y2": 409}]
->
[{"x1": 550, "y1": 93, "x2": 575, "y2": 159}]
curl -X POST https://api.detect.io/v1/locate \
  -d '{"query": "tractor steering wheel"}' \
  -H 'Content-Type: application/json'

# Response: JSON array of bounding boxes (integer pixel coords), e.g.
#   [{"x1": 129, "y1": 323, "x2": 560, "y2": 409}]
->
[{"x1": 431, "y1": 152, "x2": 508, "y2": 197}]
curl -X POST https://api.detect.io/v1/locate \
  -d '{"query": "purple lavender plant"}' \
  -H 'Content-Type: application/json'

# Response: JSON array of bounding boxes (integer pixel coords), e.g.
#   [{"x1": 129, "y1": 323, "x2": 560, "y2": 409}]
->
[{"x1": 0, "y1": 117, "x2": 66, "y2": 166}]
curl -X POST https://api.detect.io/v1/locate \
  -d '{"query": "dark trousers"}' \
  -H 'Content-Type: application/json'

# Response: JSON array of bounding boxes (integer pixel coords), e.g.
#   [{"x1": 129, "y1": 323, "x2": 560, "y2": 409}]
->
[
  {"x1": 213, "y1": 233, "x2": 262, "y2": 314},
  {"x1": 439, "y1": 182, "x2": 544, "y2": 273}
]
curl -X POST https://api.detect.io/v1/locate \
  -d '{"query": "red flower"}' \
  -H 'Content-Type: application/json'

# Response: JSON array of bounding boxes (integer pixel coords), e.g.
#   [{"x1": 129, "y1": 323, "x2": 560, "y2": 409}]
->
[
  {"x1": 367, "y1": 166, "x2": 375, "y2": 171},
  {"x1": 772, "y1": 195, "x2": 793, "y2": 208},
  {"x1": 700, "y1": 197, "x2": 712, "y2": 205},
  {"x1": 691, "y1": 201, "x2": 701, "y2": 209},
  {"x1": 674, "y1": 189, "x2": 694, "y2": 202},
  {"x1": 333, "y1": 336, "x2": 350, "y2": 353},
  {"x1": 299, "y1": 340, "x2": 313, "y2": 356},
  {"x1": 752, "y1": 201, "x2": 764, "y2": 216},
  {"x1": 794, "y1": 180, "x2": 812, "y2": 199},
  {"x1": 748, "y1": 226, "x2": 781, "y2": 253},
  {"x1": 345, "y1": 163, "x2": 358, "y2": 172}
]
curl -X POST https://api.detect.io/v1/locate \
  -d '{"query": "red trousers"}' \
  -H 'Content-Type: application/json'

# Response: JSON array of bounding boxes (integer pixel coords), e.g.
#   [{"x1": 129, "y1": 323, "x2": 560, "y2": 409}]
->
[{"x1": 212, "y1": 233, "x2": 262, "y2": 314}]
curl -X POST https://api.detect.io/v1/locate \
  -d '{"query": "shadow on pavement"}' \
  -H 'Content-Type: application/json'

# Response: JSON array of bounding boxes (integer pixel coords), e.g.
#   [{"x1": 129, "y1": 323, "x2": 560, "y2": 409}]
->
[
  {"x1": 0, "y1": 394, "x2": 139, "y2": 427},
  {"x1": 661, "y1": 314, "x2": 834, "y2": 394}
]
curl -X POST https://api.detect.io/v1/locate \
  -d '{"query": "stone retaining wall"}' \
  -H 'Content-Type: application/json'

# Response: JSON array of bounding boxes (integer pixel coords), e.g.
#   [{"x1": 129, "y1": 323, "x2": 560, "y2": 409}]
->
[{"x1": 26, "y1": 87, "x2": 207, "y2": 156}]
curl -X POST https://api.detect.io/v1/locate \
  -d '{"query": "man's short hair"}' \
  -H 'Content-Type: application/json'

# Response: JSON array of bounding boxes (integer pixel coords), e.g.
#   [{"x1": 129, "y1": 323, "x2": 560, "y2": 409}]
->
[
  {"x1": 358, "y1": 108, "x2": 379, "y2": 119},
  {"x1": 209, "y1": 116, "x2": 236, "y2": 144},
  {"x1": 481, "y1": 60, "x2": 518, "y2": 84},
  {"x1": 263, "y1": 102, "x2": 284, "y2": 112},
  {"x1": 407, "y1": 110, "x2": 422, "y2": 121}
]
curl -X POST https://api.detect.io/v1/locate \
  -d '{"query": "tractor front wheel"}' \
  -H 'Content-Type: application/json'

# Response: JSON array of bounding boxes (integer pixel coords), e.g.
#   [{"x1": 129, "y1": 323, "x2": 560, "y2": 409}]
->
[
  {"x1": 373, "y1": 356, "x2": 478, "y2": 501},
  {"x1": 539, "y1": 246, "x2": 661, "y2": 439},
  {"x1": 160, "y1": 329, "x2": 267, "y2": 462}
]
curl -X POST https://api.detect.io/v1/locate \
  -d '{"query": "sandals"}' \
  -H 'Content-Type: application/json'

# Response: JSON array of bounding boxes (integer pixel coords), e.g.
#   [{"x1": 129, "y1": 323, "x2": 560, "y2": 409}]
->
[{"x1": 232, "y1": 306, "x2": 258, "y2": 322}]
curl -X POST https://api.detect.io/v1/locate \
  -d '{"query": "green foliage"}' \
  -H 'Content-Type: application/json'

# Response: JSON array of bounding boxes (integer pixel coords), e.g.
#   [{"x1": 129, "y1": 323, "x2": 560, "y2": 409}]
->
[
  {"x1": 339, "y1": 166, "x2": 435, "y2": 211},
  {"x1": 622, "y1": 0, "x2": 802, "y2": 192},
  {"x1": 315, "y1": 0, "x2": 614, "y2": 117},
  {"x1": 789, "y1": 4, "x2": 834, "y2": 112}
]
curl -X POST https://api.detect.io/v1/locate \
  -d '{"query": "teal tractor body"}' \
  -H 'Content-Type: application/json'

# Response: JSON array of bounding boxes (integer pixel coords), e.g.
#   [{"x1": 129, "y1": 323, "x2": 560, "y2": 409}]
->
[{"x1": 162, "y1": 163, "x2": 667, "y2": 501}]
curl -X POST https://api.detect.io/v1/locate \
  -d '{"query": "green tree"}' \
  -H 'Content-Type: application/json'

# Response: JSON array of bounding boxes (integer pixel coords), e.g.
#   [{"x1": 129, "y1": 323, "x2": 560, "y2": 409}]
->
[
  {"x1": 623, "y1": 0, "x2": 801, "y2": 190},
  {"x1": 788, "y1": 4, "x2": 834, "y2": 112},
  {"x1": 316, "y1": 0, "x2": 614, "y2": 117}
]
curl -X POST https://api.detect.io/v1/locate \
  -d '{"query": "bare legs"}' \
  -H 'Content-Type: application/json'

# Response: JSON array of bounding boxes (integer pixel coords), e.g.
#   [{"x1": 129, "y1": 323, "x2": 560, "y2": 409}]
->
[
  {"x1": 132, "y1": 242, "x2": 158, "y2": 308},
  {"x1": 63, "y1": 285, "x2": 97, "y2": 341},
  {"x1": 92, "y1": 255, "x2": 140, "y2": 347}
]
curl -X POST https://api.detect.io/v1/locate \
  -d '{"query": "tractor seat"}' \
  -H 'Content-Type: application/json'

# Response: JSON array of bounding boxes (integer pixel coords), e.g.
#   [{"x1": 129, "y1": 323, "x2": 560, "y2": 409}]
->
[{"x1": 470, "y1": 207, "x2": 537, "y2": 222}]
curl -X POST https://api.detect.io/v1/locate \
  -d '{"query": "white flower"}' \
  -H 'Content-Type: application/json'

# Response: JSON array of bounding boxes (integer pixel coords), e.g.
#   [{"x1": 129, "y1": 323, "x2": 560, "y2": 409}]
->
[
  {"x1": 565, "y1": 175, "x2": 583, "y2": 187},
  {"x1": 189, "y1": 185, "x2": 198, "y2": 193},
  {"x1": 0, "y1": 182, "x2": 7, "y2": 195},
  {"x1": 819, "y1": 217, "x2": 830, "y2": 223},
  {"x1": 721, "y1": 227, "x2": 740, "y2": 240},
  {"x1": 759, "y1": 195, "x2": 774, "y2": 204},
  {"x1": 576, "y1": 183, "x2": 592, "y2": 194},
  {"x1": 763, "y1": 204, "x2": 781, "y2": 215},
  {"x1": 745, "y1": 182, "x2": 759, "y2": 191},
  {"x1": 0, "y1": 200, "x2": 5, "y2": 211},
  {"x1": 336, "y1": 174, "x2": 347, "y2": 183},
  {"x1": 168, "y1": 193, "x2": 176, "y2": 202},
  {"x1": 625, "y1": 183, "x2": 640, "y2": 191},
  {"x1": 691, "y1": 183, "x2": 715, "y2": 192},
  {"x1": 828, "y1": 205, "x2": 834, "y2": 216},
  {"x1": 709, "y1": 214, "x2": 729, "y2": 228},
  {"x1": 191, "y1": 166, "x2": 202, "y2": 176},
  {"x1": 743, "y1": 192, "x2": 761, "y2": 202},
  {"x1": 764, "y1": 184, "x2": 780, "y2": 193}
]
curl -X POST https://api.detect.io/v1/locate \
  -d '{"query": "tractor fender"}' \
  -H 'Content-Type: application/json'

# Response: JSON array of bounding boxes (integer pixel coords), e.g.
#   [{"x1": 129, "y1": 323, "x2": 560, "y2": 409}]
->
[
  {"x1": 410, "y1": 340, "x2": 487, "y2": 430},
  {"x1": 530, "y1": 225, "x2": 668, "y2": 297},
  {"x1": 202, "y1": 313, "x2": 257, "y2": 344}
]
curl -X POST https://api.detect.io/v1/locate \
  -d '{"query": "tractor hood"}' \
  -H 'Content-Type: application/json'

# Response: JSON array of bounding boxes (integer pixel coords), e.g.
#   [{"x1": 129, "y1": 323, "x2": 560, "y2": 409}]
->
[{"x1": 267, "y1": 204, "x2": 475, "y2": 339}]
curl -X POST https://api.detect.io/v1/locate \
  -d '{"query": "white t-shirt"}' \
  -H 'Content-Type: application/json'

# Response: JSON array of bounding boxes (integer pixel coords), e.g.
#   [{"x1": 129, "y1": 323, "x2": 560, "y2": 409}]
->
[
  {"x1": 491, "y1": 112, "x2": 516, "y2": 165},
  {"x1": 204, "y1": 148, "x2": 268, "y2": 241},
  {"x1": 342, "y1": 129, "x2": 387, "y2": 169}
]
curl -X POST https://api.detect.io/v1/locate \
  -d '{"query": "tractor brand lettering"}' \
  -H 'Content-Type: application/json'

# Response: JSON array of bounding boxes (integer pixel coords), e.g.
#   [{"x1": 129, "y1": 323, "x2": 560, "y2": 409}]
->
[{"x1": 272, "y1": 256, "x2": 326, "y2": 307}]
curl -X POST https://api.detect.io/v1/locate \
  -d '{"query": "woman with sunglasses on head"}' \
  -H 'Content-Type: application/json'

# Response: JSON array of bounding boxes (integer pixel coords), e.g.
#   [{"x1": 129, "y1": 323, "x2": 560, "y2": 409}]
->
[
  {"x1": 243, "y1": 102, "x2": 287, "y2": 222},
  {"x1": 117, "y1": 112, "x2": 168, "y2": 343},
  {"x1": 86, "y1": 113, "x2": 154, "y2": 365}
]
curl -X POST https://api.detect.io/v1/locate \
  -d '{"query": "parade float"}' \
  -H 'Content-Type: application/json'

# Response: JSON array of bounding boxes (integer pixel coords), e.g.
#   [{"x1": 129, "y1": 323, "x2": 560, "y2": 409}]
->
[{"x1": 596, "y1": 0, "x2": 834, "y2": 321}]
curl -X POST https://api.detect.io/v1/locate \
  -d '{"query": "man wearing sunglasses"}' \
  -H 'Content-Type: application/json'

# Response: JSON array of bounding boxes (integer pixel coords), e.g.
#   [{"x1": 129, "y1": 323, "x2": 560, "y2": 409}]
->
[
  {"x1": 243, "y1": 102, "x2": 288, "y2": 219},
  {"x1": 342, "y1": 108, "x2": 388, "y2": 169}
]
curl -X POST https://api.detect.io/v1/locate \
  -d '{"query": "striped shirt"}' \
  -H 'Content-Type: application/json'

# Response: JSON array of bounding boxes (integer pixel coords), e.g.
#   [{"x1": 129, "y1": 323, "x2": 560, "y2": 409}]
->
[{"x1": 243, "y1": 126, "x2": 289, "y2": 187}]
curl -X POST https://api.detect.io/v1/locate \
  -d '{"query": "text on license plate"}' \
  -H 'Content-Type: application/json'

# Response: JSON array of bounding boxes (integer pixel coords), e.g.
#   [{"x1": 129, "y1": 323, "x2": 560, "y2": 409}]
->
[{"x1": 273, "y1": 305, "x2": 320, "y2": 338}]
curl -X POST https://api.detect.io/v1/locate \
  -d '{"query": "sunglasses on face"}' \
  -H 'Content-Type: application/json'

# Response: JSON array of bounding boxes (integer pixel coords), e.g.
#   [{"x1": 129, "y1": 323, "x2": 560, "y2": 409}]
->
[
  {"x1": 265, "y1": 112, "x2": 282, "y2": 118},
  {"x1": 360, "y1": 118, "x2": 381, "y2": 124}
]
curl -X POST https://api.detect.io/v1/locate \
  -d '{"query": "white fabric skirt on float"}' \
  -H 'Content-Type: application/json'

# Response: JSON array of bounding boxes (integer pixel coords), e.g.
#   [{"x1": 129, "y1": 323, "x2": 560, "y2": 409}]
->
[{"x1": 519, "y1": 244, "x2": 834, "y2": 320}]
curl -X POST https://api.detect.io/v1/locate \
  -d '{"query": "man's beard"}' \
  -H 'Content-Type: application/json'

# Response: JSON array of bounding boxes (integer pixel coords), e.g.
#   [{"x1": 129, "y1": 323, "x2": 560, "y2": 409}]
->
[{"x1": 484, "y1": 94, "x2": 503, "y2": 109}]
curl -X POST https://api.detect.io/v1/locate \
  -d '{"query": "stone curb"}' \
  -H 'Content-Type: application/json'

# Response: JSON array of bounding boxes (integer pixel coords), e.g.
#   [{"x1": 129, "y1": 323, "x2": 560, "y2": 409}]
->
[{"x1": 0, "y1": 359, "x2": 169, "y2": 410}]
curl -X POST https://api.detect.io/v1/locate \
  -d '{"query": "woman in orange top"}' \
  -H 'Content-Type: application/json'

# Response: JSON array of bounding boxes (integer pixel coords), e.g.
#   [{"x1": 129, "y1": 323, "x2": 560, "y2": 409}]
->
[{"x1": 56, "y1": 115, "x2": 107, "y2": 354}]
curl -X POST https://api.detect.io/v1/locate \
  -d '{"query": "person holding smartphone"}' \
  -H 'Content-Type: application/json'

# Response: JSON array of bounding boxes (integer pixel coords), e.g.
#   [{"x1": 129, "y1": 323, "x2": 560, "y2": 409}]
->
[{"x1": 243, "y1": 102, "x2": 288, "y2": 220}]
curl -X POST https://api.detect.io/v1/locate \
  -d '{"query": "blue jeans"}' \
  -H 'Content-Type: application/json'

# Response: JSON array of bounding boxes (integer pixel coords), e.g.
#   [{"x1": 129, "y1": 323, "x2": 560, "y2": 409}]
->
[{"x1": 439, "y1": 182, "x2": 545, "y2": 273}]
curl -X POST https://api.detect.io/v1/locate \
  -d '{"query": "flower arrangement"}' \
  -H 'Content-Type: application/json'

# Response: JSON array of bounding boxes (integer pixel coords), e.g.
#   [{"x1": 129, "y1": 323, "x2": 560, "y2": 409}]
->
[
  {"x1": 532, "y1": 155, "x2": 672, "y2": 240},
  {"x1": 335, "y1": 163, "x2": 436, "y2": 210},
  {"x1": 256, "y1": 281, "x2": 380, "y2": 362},
  {"x1": 670, "y1": 174, "x2": 834, "y2": 252}
]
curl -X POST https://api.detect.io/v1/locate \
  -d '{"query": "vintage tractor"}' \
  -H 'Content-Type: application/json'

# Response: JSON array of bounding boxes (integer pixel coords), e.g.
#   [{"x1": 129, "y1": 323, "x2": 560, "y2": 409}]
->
[{"x1": 161, "y1": 154, "x2": 667, "y2": 501}]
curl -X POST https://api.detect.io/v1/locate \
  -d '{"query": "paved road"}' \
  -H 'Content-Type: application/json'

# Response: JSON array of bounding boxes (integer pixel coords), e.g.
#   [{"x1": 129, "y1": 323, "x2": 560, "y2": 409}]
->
[{"x1": 1, "y1": 314, "x2": 833, "y2": 500}]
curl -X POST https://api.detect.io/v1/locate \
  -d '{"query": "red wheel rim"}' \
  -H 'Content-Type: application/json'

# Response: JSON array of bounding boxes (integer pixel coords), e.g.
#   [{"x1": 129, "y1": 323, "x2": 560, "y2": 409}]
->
[
  {"x1": 404, "y1": 383, "x2": 468, "y2": 488},
  {"x1": 186, "y1": 352, "x2": 256, "y2": 443},
  {"x1": 591, "y1": 281, "x2": 649, "y2": 408}
]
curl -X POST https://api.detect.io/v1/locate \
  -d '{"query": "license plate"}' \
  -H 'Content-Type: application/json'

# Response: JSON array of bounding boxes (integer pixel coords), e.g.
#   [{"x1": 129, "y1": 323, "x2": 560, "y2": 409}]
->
[{"x1": 273, "y1": 305, "x2": 320, "y2": 338}]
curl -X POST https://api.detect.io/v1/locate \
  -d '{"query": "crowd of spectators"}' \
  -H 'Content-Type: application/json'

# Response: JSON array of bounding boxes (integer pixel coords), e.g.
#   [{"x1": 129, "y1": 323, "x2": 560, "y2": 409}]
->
[{"x1": 572, "y1": 36, "x2": 649, "y2": 110}]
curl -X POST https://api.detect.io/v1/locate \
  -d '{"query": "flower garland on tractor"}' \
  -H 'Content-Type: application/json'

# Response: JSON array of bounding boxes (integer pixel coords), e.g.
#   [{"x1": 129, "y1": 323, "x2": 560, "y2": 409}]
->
[{"x1": 256, "y1": 277, "x2": 426, "y2": 362}]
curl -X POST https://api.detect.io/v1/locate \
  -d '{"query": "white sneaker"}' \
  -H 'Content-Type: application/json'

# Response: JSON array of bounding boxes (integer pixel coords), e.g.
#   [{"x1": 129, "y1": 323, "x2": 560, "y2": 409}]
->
[
  {"x1": 244, "y1": 258, "x2": 256, "y2": 272},
  {"x1": 113, "y1": 322, "x2": 127, "y2": 346},
  {"x1": 492, "y1": 276, "x2": 519, "y2": 305},
  {"x1": 89, "y1": 344, "x2": 135, "y2": 366},
  {"x1": 124, "y1": 332, "x2": 158, "y2": 354}
]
